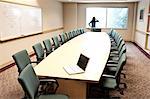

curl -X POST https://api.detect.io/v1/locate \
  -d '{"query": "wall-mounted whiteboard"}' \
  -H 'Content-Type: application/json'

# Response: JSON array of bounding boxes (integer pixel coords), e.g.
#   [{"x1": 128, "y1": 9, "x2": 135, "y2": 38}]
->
[{"x1": 0, "y1": 1, "x2": 42, "y2": 41}]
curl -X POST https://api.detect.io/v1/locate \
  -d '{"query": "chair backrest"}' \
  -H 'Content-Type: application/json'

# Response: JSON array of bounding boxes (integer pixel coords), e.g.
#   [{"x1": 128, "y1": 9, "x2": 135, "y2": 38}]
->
[
  {"x1": 12, "y1": 50, "x2": 31, "y2": 74},
  {"x1": 111, "y1": 30, "x2": 116, "y2": 38},
  {"x1": 32, "y1": 43, "x2": 45, "y2": 62},
  {"x1": 116, "y1": 37, "x2": 123, "y2": 48},
  {"x1": 119, "y1": 45, "x2": 126, "y2": 57},
  {"x1": 79, "y1": 29, "x2": 82, "y2": 34},
  {"x1": 60, "y1": 33, "x2": 66, "y2": 44},
  {"x1": 72, "y1": 31, "x2": 76, "y2": 37},
  {"x1": 76, "y1": 29, "x2": 80, "y2": 35},
  {"x1": 52, "y1": 36, "x2": 60, "y2": 49},
  {"x1": 114, "y1": 33, "x2": 121, "y2": 43},
  {"x1": 68, "y1": 32, "x2": 73, "y2": 39},
  {"x1": 115, "y1": 53, "x2": 126, "y2": 83},
  {"x1": 65, "y1": 32, "x2": 69, "y2": 41},
  {"x1": 82, "y1": 28, "x2": 85, "y2": 33},
  {"x1": 118, "y1": 40, "x2": 126, "y2": 53},
  {"x1": 18, "y1": 64, "x2": 40, "y2": 99},
  {"x1": 43, "y1": 39, "x2": 52, "y2": 55},
  {"x1": 115, "y1": 35, "x2": 122, "y2": 44},
  {"x1": 107, "y1": 29, "x2": 114, "y2": 36}
]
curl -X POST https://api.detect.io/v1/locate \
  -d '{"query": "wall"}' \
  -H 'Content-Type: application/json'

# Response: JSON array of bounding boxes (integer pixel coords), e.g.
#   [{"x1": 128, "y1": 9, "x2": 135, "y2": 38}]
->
[
  {"x1": 0, "y1": 0, "x2": 63, "y2": 67},
  {"x1": 63, "y1": 3, "x2": 78, "y2": 32},
  {"x1": 63, "y1": 2, "x2": 136, "y2": 41},
  {"x1": 134, "y1": 0, "x2": 149, "y2": 53}
]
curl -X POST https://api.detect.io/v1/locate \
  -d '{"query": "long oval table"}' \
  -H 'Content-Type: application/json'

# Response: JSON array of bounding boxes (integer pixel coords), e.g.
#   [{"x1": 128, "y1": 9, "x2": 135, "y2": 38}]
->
[{"x1": 34, "y1": 32, "x2": 111, "y2": 99}]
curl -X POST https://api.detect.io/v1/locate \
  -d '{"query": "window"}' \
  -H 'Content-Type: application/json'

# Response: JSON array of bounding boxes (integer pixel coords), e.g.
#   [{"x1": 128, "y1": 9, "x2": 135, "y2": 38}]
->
[
  {"x1": 86, "y1": 7, "x2": 128, "y2": 29},
  {"x1": 86, "y1": 8, "x2": 106, "y2": 28}
]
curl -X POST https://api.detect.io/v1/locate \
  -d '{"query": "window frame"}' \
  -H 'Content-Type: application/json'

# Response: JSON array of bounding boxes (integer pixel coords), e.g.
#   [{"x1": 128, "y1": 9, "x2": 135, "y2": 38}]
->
[{"x1": 86, "y1": 7, "x2": 129, "y2": 30}]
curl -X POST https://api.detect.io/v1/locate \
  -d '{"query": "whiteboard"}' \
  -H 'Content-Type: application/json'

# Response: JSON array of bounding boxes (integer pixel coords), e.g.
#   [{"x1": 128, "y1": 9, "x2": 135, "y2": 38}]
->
[{"x1": 0, "y1": 2, "x2": 42, "y2": 41}]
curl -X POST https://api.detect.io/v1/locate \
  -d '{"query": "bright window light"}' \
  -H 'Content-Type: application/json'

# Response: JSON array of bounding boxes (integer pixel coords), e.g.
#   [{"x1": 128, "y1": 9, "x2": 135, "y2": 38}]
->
[{"x1": 86, "y1": 7, "x2": 128, "y2": 29}]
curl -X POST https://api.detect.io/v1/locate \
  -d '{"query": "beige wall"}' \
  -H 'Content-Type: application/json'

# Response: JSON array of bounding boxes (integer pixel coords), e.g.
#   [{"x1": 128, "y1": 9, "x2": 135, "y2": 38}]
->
[
  {"x1": 63, "y1": 3, "x2": 78, "y2": 32},
  {"x1": 0, "y1": 0, "x2": 63, "y2": 67},
  {"x1": 134, "y1": 0, "x2": 149, "y2": 52},
  {"x1": 63, "y1": 2, "x2": 136, "y2": 41}
]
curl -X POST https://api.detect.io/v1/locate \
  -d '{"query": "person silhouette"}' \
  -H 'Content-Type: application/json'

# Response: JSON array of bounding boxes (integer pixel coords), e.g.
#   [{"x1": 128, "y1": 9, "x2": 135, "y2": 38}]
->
[{"x1": 89, "y1": 17, "x2": 99, "y2": 28}]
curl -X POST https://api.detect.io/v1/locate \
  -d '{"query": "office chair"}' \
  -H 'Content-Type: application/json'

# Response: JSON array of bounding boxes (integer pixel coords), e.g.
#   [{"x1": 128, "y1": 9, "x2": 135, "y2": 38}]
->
[
  {"x1": 110, "y1": 40, "x2": 126, "y2": 55},
  {"x1": 79, "y1": 29, "x2": 82, "y2": 34},
  {"x1": 65, "y1": 32, "x2": 70, "y2": 41},
  {"x1": 108, "y1": 45, "x2": 126, "y2": 63},
  {"x1": 18, "y1": 64, "x2": 68, "y2": 99},
  {"x1": 81, "y1": 28, "x2": 85, "y2": 34},
  {"x1": 12, "y1": 49, "x2": 38, "y2": 73},
  {"x1": 52, "y1": 36, "x2": 60, "y2": 50},
  {"x1": 89, "y1": 54, "x2": 126, "y2": 98},
  {"x1": 107, "y1": 29, "x2": 114, "y2": 36},
  {"x1": 67, "y1": 32, "x2": 72, "y2": 40},
  {"x1": 100, "y1": 53, "x2": 127, "y2": 98},
  {"x1": 76, "y1": 29, "x2": 80, "y2": 35},
  {"x1": 12, "y1": 50, "x2": 59, "y2": 96},
  {"x1": 32, "y1": 43, "x2": 45, "y2": 63},
  {"x1": 105, "y1": 52, "x2": 127, "y2": 85},
  {"x1": 59, "y1": 33, "x2": 66, "y2": 44},
  {"x1": 43, "y1": 39, "x2": 53, "y2": 56}
]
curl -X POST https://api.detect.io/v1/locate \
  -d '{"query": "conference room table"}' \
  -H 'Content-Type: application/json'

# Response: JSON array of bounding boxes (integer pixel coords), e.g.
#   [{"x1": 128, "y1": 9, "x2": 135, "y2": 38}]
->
[{"x1": 34, "y1": 32, "x2": 111, "y2": 99}]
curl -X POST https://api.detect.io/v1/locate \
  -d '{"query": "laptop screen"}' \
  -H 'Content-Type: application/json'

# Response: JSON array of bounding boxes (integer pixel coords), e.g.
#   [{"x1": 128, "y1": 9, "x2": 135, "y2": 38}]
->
[{"x1": 77, "y1": 54, "x2": 89, "y2": 71}]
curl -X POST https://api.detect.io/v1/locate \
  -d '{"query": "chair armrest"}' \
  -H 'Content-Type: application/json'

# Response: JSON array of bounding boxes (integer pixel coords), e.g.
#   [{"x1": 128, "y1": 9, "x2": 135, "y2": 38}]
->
[
  {"x1": 107, "y1": 60, "x2": 118, "y2": 64},
  {"x1": 39, "y1": 78, "x2": 59, "y2": 94},
  {"x1": 110, "y1": 51, "x2": 118, "y2": 54},
  {"x1": 102, "y1": 74, "x2": 115, "y2": 79},
  {"x1": 39, "y1": 78, "x2": 57, "y2": 82},
  {"x1": 31, "y1": 61, "x2": 39, "y2": 64},
  {"x1": 106, "y1": 64, "x2": 118, "y2": 67}
]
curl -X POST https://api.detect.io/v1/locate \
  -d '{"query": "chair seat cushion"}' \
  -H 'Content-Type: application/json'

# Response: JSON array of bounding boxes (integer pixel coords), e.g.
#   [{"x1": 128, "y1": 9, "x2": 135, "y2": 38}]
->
[
  {"x1": 38, "y1": 94, "x2": 68, "y2": 99},
  {"x1": 102, "y1": 78, "x2": 117, "y2": 89},
  {"x1": 106, "y1": 64, "x2": 118, "y2": 67}
]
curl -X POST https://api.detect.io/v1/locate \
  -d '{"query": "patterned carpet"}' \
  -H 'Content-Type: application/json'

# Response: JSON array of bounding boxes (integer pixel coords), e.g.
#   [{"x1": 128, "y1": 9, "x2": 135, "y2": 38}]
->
[
  {"x1": 111, "y1": 42, "x2": 150, "y2": 99},
  {"x1": 0, "y1": 42, "x2": 150, "y2": 99}
]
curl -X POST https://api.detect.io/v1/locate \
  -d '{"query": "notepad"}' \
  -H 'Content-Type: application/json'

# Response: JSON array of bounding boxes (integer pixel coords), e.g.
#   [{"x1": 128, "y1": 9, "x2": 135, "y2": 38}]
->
[{"x1": 63, "y1": 54, "x2": 89, "y2": 75}]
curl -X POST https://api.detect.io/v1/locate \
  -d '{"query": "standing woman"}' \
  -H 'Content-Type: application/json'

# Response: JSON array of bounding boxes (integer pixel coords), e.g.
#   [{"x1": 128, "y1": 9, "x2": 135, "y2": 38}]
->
[{"x1": 89, "y1": 17, "x2": 99, "y2": 28}]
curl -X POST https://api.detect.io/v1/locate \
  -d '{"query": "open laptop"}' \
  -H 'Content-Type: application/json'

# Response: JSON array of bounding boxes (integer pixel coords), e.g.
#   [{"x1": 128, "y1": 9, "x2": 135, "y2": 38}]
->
[{"x1": 63, "y1": 54, "x2": 89, "y2": 75}]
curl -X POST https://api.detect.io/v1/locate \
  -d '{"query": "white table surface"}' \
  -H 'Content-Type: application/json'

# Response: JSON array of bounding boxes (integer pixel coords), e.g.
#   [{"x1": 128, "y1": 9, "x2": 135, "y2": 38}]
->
[{"x1": 34, "y1": 32, "x2": 111, "y2": 82}]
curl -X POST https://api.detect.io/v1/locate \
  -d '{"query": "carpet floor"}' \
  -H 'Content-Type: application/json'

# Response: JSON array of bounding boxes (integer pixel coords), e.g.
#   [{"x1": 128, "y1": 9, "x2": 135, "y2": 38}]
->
[{"x1": 0, "y1": 42, "x2": 150, "y2": 99}]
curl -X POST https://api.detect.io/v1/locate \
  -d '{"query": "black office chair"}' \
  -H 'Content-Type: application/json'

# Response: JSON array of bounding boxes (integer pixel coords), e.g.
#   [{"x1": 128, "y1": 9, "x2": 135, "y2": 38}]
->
[
  {"x1": 12, "y1": 49, "x2": 59, "y2": 95},
  {"x1": 43, "y1": 39, "x2": 53, "y2": 56},
  {"x1": 18, "y1": 64, "x2": 68, "y2": 99},
  {"x1": 32, "y1": 43, "x2": 45, "y2": 63}
]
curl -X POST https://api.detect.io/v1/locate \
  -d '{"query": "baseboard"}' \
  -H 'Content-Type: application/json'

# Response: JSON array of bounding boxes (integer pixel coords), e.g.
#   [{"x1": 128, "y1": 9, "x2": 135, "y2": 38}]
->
[{"x1": 132, "y1": 42, "x2": 150, "y2": 59}]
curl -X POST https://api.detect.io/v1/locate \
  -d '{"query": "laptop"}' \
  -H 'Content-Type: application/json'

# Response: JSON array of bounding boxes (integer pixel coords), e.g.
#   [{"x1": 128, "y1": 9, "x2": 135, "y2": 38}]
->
[{"x1": 63, "y1": 54, "x2": 89, "y2": 75}]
